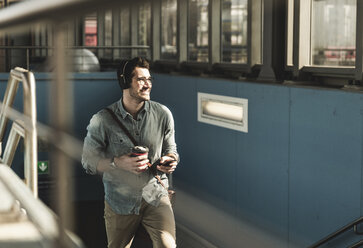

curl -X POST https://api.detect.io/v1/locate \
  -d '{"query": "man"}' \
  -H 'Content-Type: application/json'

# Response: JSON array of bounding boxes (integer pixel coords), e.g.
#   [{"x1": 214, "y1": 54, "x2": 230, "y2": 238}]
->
[{"x1": 82, "y1": 57, "x2": 179, "y2": 248}]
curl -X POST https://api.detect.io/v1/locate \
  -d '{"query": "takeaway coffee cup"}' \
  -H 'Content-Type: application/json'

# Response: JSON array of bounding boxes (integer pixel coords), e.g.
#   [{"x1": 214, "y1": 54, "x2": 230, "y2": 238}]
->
[
  {"x1": 130, "y1": 146, "x2": 149, "y2": 157},
  {"x1": 130, "y1": 146, "x2": 149, "y2": 169}
]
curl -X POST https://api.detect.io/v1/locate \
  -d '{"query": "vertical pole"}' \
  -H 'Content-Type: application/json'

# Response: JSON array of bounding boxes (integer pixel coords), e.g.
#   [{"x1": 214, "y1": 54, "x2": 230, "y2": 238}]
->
[
  {"x1": 152, "y1": 0, "x2": 161, "y2": 61},
  {"x1": 131, "y1": 4, "x2": 138, "y2": 58},
  {"x1": 51, "y1": 22, "x2": 74, "y2": 247},
  {"x1": 292, "y1": 0, "x2": 311, "y2": 77},
  {"x1": 112, "y1": 8, "x2": 120, "y2": 59},
  {"x1": 355, "y1": 0, "x2": 363, "y2": 82},
  {"x1": 24, "y1": 71, "x2": 38, "y2": 198},
  {"x1": 97, "y1": 10, "x2": 105, "y2": 58},
  {"x1": 4, "y1": 0, "x2": 9, "y2": 71},
  {"x1": 26, "y1": 48, "x2": 29, "y2": 70},
  {"x1": 258, "y1": 0, "x2": 276, "y2": 81},
  {"x1": 178, "y1": 0, "x2": 188, "y2": 63},
  {"x1": 209, "y1": 0, "x2": 221, "y2": 65}
]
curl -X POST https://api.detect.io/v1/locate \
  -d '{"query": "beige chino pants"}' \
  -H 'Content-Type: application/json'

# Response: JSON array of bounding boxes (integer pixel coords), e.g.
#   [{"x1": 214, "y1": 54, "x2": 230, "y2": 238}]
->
[{"x1": 104, "y1": 196, "x2": 176, "y2": 248}]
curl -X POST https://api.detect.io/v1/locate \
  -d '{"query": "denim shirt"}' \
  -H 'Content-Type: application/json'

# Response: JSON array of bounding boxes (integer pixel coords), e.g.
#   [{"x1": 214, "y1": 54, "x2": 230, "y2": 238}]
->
[{"x1": 81, "y1": 99, "x2": 179, "y2": 215}]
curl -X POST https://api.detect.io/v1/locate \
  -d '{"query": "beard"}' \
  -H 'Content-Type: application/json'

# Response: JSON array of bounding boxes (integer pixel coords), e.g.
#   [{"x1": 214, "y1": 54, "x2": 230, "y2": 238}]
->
[{"x1": 129, "y1": 86, "x2": 151, "y2": 102}]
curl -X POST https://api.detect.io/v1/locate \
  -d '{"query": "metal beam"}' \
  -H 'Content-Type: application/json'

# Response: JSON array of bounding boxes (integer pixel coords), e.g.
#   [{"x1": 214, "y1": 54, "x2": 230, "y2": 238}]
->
[
  {"x1": 258, "y1": 0, "x2": 276, "y2": 81},
  {"x1": 0, "y1": 0, "x2": 142, "y2": 33},
  {"x1": 209, "y1": 0, "x2": 221, "y2": 65}
]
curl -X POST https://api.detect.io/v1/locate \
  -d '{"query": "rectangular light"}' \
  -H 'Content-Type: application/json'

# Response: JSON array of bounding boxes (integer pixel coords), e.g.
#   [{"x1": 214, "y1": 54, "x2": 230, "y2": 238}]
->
[{"x1": 198, "y1": 92, "x2": 248, "y2": 133}]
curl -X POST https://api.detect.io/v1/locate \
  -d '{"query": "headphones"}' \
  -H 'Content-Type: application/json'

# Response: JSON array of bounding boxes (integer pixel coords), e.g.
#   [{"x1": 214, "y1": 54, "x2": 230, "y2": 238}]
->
[{"x1": 119, "y1": 60, "x2": 130, "y2": 89}]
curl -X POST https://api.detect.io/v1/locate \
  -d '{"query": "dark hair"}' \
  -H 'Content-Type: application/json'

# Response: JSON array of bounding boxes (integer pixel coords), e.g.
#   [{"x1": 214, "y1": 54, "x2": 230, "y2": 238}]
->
[{"x1": 117, "y1": 57, "x2": 150, "y2": 89}]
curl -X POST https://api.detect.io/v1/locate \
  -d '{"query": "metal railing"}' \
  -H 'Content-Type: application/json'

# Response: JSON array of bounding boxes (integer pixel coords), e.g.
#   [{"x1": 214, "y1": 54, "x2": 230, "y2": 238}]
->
[
  {"x1": 308, "y1": 217, "x2": 363, "y2": 248},
  {"x1": 0, "y1": 164, "x2": 84, "y2": 248},
  {"x1": 0, "y1": 164, "x2": 58, "y2": 245},
  {"x1": 0, "y1": 67, "x2": 38, "y2": 197},
  {"x1": 0, "y1": 45, "x2": 151, "y2": 72}
]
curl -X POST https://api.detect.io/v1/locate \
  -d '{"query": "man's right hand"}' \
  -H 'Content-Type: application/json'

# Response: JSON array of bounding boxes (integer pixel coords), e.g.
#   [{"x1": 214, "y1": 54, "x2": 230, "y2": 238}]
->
[{"x1": 114, "y1": 153, "x2": 149, "y2": 174}]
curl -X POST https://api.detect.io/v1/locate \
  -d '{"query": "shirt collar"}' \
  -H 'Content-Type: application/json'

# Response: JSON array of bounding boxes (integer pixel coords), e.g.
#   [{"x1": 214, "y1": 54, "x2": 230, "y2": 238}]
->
[{"x1": 117, "y1": 98, "x2": 150, "y2": 119}]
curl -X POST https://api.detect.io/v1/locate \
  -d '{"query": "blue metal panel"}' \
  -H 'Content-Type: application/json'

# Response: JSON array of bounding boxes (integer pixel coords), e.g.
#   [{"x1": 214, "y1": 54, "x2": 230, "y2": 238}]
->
[
  {"x1": 153, "y1": 75, "x2": 290, "y2": 246},
  {"x1": 235, "y1": 83, "x2": 290, "y2": 246},
  {"x1": 191, "y1": 78, "x2": 240, "y2": 210},
  {"x1": 289, "y1": 87, "x2": 363, "y2": 247},
  {"x1": 152, "y1": 74, "x2": 363, "y2": 247}
]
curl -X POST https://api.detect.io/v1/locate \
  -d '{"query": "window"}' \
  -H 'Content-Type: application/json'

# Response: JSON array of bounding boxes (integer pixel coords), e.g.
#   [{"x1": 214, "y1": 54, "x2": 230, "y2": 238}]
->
[
  {"x1": 104, "y1": 10, "x2": 113, "y2": 58},
  {"x1": 84, "y1": 14, "x2": 97, "y2": 46},
  {"x1": 157, "y1": 0, "x2": 261, "y2": 72},
  {"x1": 138, "y1": 2, "x2": 151, "y2": 58},
  {"x1": 292, "y1": 0, "x2": 358, "y2": 79},
  {"x1": 221, "y1": 0, "x2": 248, "y2": 63},
  {"x1": 188, "y1": 0, "x2": 209, "y2": 62},
  {"x1": 161, "y1": 0, "x2": 177, "y2": 60},
  {"x1": 311, "y1": 0, "x2": 356, "y2": 66},
  {"x1": 31, "y1": 25, "x2": 49, "y2": 60}
]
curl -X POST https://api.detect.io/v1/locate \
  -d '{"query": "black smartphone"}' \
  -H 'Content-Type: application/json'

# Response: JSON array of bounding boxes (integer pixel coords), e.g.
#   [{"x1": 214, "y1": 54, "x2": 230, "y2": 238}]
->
[{"x1": 161, "y1": 159, "x2": 176, "y2": 167}]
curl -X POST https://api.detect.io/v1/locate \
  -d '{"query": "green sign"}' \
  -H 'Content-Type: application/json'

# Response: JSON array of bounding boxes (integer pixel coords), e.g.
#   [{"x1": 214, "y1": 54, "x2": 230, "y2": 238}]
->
[{"x1": 38, "y1": 161, "x2": 49, "y2": 175}]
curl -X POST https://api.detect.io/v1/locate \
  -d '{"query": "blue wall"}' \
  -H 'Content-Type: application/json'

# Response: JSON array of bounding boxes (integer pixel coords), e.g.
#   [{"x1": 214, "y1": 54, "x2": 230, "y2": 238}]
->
[
  {"x1": 152, "y1": 74, "x2": 363, "y2": 247},
  {"x1": 1, "y1": 72, "x2": 362, "y2": 247}
]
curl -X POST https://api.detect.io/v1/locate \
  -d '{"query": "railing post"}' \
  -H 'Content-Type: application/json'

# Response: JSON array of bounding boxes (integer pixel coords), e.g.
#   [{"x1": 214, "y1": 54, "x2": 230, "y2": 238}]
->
[
  {"x1": 0, "y1": 75, "x2": 19, "y2": 145},
  {"x1": 22, "y1": 71, "x2": 38, "y2": 197},
  {"x1": 0, "y1": 68, "x2": 38, "y2": 197},
  {"x1": 26, "y1": 48, "x2": 29, "y2": 70}
]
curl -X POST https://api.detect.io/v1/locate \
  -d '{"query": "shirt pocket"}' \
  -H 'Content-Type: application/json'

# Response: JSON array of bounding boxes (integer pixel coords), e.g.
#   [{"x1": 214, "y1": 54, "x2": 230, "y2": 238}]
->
[{"x1": 108, "y1": 134, "x2": 130, "y2": 156}]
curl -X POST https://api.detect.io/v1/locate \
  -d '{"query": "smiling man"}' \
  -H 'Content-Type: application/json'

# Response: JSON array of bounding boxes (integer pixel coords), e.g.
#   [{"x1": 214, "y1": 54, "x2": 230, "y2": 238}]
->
[{"x1": 82, "y1": 57, "x2": 179, "y2": 248}]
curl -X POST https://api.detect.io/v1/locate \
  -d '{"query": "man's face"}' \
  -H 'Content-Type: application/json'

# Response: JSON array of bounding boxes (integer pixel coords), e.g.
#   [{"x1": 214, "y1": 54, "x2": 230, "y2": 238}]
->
[{"x1": 128, "y1": 67, "x2": 152, "y2": 102}]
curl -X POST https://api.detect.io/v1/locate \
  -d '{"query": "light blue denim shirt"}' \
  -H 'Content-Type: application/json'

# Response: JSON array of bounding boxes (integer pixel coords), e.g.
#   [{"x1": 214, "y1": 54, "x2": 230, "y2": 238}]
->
[{"x1": 81, "y1": 99, "x2": 179, "y2": 215}]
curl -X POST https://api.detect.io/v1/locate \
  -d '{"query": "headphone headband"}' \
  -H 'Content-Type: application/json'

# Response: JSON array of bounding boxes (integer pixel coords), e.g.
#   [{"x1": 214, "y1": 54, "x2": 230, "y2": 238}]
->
[{"x1": 120, "y1": 61, "x2": 129, "y2": 85}]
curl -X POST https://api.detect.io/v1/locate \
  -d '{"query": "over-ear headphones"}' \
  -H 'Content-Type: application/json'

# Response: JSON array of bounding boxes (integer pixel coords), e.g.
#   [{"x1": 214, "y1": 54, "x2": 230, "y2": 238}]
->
[
  {"x1": 118, "y1": 60, "x2": 130, "y2": 89},
  {"x1": 117, "y1": 57, "x2": 150, "y2": 89}
]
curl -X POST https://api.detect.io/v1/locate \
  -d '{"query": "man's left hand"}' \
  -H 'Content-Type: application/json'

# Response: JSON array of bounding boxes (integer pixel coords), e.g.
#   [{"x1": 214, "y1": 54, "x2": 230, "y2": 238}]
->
[{"x1": 157, "y1": 156, "x2": 177, "y2": 174}]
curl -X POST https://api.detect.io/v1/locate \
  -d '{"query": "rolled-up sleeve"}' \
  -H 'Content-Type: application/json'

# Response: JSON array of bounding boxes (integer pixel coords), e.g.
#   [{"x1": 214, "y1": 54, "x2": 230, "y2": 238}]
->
[
  {"x1": 81, "y1": 114, "x2": 108, "y2": 174},
  {"x1": 162, "y1": 108, "x2": 179, "y2": 162}
]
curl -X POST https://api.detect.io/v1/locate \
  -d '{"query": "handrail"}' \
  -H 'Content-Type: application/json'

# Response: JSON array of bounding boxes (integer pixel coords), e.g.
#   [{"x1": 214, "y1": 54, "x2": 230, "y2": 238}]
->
[
  {"x1": 349, "y1": 239, "x2": 363, "y2": 248},
  {"x1": 0, "y1": 45, "x2": 151, "y2": 71},
  {"x1": 0, "y1": 164, "x2": 58, "y2": 243},
  {"x1": 0, "y1": 101, "x2": 84, "y2": 162},
  {"x1": 0, "y1": 67, "x2": 38, "y2": 197},
  {"x1": 308, "y1": 216, "x2": 363, "y2": 248},
  {"x1": 0, "y1": 163, "x2": 85, "y2": 247},
  {"x1": 0, "y1": 45, "x2": 150, "y2": 49},
  {"x1": 0, "y1": 0, "x2": 138, "y2": 31},
  {"x1": 2, "y1": 121, "x2": 25, "y2": 167}
]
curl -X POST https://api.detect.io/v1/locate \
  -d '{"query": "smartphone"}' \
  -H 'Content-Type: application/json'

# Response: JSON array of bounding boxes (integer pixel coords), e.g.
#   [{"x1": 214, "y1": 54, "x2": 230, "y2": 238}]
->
[{"x1": 160, "y1": 159, "x2": 176, "y2": 167}]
